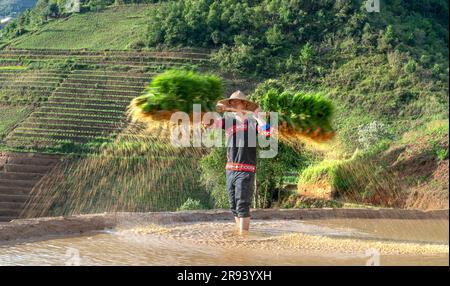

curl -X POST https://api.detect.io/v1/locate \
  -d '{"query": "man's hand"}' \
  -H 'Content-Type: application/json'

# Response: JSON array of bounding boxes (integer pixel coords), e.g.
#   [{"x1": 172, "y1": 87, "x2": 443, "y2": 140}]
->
[
  {"x1": 202, "y1": 115, "x2": 222, "y2": 129},
  {"x1": 216, "y1": 102, "x2": 226, "y2": 113},
  {"x1": 202, "y1": 121, "x2": 214, "y2": 129},
  {"x1": 252, "y1": 108, "x2": 267, "y2": 125}
]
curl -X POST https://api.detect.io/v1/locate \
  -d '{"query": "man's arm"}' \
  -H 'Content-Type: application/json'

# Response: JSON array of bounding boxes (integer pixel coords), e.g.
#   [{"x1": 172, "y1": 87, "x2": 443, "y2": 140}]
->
[
  {"x1": 253, "y1": 108, "x2": 271, "y2": 137},
  {"x1": 202, "y1": 116, "x2": 225, "y2": 129}
]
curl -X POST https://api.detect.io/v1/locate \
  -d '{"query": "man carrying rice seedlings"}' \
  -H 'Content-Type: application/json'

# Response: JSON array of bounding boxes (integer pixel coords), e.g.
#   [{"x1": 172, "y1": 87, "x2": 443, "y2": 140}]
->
[
  {"x1": 203, "y1": 90, "x2": 271, "y2": 235},
  {"x1": 128, "y1": 70, "x2": 334, "y2": 233}
]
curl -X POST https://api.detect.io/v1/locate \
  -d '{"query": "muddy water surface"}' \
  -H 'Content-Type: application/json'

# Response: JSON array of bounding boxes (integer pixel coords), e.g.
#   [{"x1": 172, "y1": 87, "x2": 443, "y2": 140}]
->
[{"x1": 0, "y1": 219, "x2": 448, "y2": 266}]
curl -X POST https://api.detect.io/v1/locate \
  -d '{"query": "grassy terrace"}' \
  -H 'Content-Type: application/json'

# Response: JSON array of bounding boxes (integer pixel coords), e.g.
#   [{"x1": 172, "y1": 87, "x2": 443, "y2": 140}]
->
[
  {"x1": 0, "y1": 105, "x2": 32, "y2": 142},
  {"x1": 0, "y1": 68, "x2": 67, "y2": 105},
  {"x1": 0, "y1": 52, "x2": 209, "y2": 61},
  {"x1": 0, "y1": 49, "x2": 210, "y2": 72},
  {"x1": 8, "y1": 5, "x2": 152, "y2": 51},
  {"x1": 0, "y1": 46, "x2": 209, "y2": 55}
]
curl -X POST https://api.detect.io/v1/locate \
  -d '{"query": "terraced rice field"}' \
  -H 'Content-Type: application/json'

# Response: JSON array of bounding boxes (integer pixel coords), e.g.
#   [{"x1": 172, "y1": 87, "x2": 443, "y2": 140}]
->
[
  {"x1": 0, "y1": 68, "x2": 67, "y2": 105},
  {"x1": 5, "y1": 69, "x2": 151, "y2": 148},
  {"x1": 0, "y1": 49, "x2": 210, "y2": 69},
  {"x1": 0, "y1": 49, "x2": 211, "y2": 151},
  {"x1": 0, "y1": 106, "x2": 31, "y2": 142}
]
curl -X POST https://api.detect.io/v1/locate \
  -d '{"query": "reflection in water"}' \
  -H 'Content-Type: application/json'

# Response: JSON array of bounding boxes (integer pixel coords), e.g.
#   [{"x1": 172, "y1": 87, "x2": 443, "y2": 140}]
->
[{"x1": 0, "y1": 219, "x2": 448, "y2": 266}]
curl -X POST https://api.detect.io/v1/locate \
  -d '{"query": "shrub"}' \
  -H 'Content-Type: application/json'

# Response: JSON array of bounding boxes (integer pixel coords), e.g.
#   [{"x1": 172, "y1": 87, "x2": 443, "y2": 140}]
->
[
  {"x1": 177, "y1": 198, "x2": 207, "y2": 211},
  {"x1": 198, "y1": 147, "x2": 228, "y2": 208},
  {"x1": 126, "y1": 40, "x2": 146, "y2": 50},
  {"x1": 357, "y1": 120, "x2": 392, "y2": 150},
  {"x1": 211, "y1": 44, "x2": 261, "y2": 75},
  {"x1": 436, "y1": 148, "x2": 449, "y2": 161},
  {"x1": 404, "y1": 59, "x2": 417, "y2": 74}
]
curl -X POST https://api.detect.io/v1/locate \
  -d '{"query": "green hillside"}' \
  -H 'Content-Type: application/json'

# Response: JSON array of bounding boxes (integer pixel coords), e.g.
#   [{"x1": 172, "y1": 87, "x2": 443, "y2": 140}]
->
[{"x1": 9, "y1": 5, "x2": 151, "y2": 50}]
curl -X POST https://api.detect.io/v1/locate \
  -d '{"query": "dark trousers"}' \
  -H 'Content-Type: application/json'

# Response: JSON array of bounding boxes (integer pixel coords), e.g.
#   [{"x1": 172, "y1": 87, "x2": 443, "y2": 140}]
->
[{"x1": 226, "y1": 170, "x2": 255, "y2": 218}]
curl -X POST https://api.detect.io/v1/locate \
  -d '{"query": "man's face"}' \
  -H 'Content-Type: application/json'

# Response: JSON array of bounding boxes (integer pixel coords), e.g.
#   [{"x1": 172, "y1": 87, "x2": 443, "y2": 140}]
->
[
  {"x1": 230, "y1": 100, "x2": 247, "y2": 120},
  {"x1": 230, "y1": 99, "x2": 246, "y2": 111}
]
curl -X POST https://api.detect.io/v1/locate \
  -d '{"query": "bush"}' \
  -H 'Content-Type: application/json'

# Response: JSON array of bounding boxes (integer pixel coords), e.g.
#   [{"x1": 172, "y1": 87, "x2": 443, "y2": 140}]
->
[
  {"x1": 436, "y1": 148, "x2": 448, "y2": 161},
  {"x1": 126, "y1": 40, "x2": 146, "y2": 50},
  {"x1": 249, "y1": 79, "x2": 285, "y2": 107},
  {"x1": 357, "y1": 121, "x2": 393, "y2": 150},
  {"x1": 177, "y1": 198, "x2": 207, "y2": 211},
  {"x1": 211, "y1": 44, "x2": 262, "y2": 75},
  {"x1": 198, "y1": 147, "x2": 228, "y2": 208},
  {"x1": 404, "y1": 59, "x2": 417, "y2": 74}
]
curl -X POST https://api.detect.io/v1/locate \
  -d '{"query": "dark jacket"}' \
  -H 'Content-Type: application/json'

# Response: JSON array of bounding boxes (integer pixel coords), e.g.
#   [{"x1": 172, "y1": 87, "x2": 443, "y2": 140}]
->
[{"x1": 214, "y1": 114, "x2": 271, "y2": 173}]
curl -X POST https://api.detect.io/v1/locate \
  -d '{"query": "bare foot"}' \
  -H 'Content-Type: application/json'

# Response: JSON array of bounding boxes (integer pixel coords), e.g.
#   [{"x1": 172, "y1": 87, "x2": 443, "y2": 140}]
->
[
  {"x1": 234, "y1": 217, "x2": 240, "y2": 229},
  {"x1": 239, "y1": 229, "x2": 250, "y2": 236},
  {"x1": 239, "y1": 217, "x2": 250, "y2": 234}
]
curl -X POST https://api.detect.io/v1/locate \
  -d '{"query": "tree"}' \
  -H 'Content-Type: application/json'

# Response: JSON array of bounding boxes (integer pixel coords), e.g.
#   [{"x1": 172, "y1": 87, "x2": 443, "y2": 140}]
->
[
  {"x1": 265, "y1": 24, "x2": 284, "y2": 48},
  {"x1": 379, "y1": 25, "x2": 395, "y2": 50},
  {"x1": 34, "y1": 0, "x2": 51, "y2": 23},
  {"x1": 48, "y1": 2, "x2": 59, "y2": 17},
  {"x1": 299, "y1": 42, "x2": 314, "y2": 66},
  {"x1": 404, "y1": 59, "x2": 417, "y2": 74}
]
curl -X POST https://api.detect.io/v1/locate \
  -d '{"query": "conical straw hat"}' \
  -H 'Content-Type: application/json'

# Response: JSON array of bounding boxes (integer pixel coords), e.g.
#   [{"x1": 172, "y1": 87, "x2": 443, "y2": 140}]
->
[{"x1": 216, "y1": 90, "x2": 259, "y2": 112}]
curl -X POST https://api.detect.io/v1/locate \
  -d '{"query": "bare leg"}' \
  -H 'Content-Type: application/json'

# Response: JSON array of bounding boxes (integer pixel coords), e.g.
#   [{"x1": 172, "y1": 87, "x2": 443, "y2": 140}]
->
[
  {"x1": 234, "y1": 216, "x2": 239, "y2": 228},
  {"x1": 239, "y1": 217, "x2": 250, "y2": 234}
]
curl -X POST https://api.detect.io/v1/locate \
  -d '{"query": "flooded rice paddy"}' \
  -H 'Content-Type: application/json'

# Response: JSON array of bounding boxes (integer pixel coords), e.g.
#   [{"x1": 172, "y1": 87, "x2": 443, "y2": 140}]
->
[{"x1": 1, "y1": 218, "x2": 448, "y2": 266}]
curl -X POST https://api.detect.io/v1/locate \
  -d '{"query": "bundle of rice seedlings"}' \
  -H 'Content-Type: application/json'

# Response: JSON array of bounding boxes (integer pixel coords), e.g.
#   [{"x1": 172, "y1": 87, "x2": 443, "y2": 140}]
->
[
  {"x1": 262, "y1": 89, "x2": 335, "y2": 142},
  {"x1": 129, "y1": 69, "x2": 224, "y2": 122}
]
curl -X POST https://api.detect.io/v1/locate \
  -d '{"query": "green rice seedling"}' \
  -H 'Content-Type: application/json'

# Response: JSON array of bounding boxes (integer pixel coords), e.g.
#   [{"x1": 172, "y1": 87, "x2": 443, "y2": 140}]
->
[
  {"x1": 129, "y1": 69, "x2": 224, "y2": 122},
  {"x1": 263, "y1": 88, "x2": 279, "y2": 112},
  {"x1": 262, "y1": 89, "x2": 335, "y2": 141}
]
